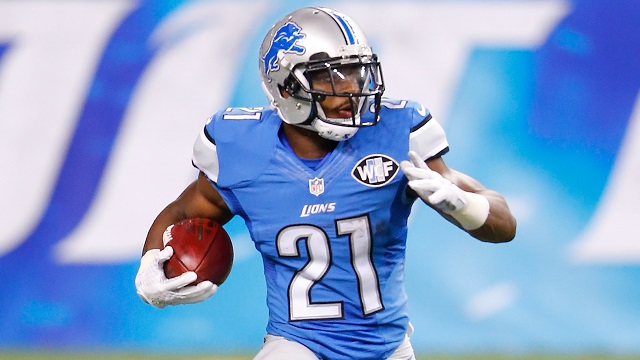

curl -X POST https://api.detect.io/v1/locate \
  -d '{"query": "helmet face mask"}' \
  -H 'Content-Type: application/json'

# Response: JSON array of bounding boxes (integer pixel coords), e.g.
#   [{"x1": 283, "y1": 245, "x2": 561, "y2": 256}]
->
[
  {"x1": 287, "y1": 54, "x2": 384, "y2": 128},
  {"x1": 259, "y1": 7, "x2": 385, "y2": 141}
]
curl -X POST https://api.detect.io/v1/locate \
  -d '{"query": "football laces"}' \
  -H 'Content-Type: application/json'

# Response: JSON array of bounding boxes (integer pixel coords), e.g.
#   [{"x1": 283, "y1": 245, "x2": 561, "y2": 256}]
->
[{"x1": 162, "y1": 224, "x2": 174, "y2": 246}]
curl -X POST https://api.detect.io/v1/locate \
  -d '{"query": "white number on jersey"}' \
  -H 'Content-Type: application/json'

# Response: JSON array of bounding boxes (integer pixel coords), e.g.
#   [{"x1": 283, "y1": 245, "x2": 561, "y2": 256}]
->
[
  {"x1": 277, "y1": 215, "x2": 383, "y2": 321},
  {"x1": 222, "y1": 107, "x2": 264, "y2": 120}
]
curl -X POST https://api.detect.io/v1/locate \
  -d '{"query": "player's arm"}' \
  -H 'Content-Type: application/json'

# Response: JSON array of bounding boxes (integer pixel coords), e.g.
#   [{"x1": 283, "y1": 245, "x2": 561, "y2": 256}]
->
[
  {"x1": 401, "y1": 151, "x2": 516, "y2": 243},
  {"x1": 135, "y1": 172, "x2": 233, "y2": 308},
  {"x1": 142, "y1": 171, "x2": 233, "y2": 254},
  {"x1": 426, "y1": 156, "x2": 516, "y2": 243}
]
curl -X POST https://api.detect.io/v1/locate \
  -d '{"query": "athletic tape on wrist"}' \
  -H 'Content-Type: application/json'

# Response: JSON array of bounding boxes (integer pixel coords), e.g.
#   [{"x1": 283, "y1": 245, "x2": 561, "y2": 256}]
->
[{"x1": 450, "y1": 192, "x2": 490, "y2": 230}]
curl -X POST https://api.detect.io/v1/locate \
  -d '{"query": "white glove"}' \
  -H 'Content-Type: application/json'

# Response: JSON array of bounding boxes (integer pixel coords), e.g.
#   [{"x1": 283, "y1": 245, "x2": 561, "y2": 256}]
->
[
  {"x1": 400, "y1": 151, "x2": 489, "y2": 230},
  {"x1": 135, "y1": 246, "x2": 217, "y2": 308},
  {"x1": 400, "y1": 151, "x2": 467, "y2": 212}
]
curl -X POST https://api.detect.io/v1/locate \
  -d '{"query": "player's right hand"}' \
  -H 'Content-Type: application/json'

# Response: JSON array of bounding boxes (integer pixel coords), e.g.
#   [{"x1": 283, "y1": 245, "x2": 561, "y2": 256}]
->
[{"x1": 134, "y1": 246, "x2": 217, "y2": 308}]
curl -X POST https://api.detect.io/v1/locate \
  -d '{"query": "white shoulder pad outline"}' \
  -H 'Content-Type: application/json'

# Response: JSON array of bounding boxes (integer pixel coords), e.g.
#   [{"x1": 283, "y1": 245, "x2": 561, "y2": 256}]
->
[
  {"x1": 409, "y1": 114, "x2": 449, "y2": 160},
  {"x1": 192, "y1": 125, "x2": 220, "y2": 182}
]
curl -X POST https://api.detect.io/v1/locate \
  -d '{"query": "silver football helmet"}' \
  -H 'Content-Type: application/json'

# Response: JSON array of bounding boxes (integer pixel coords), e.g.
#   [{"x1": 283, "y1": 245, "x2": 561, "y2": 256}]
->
[{"x1": 259, "y1": 7, "x2": 385, "y2": 141}]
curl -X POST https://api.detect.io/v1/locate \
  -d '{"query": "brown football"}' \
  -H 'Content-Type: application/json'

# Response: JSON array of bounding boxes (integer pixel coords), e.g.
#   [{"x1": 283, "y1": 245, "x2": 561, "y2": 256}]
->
[{"x1": 163, "y1": 218, "x2": 233, "y2": 285}]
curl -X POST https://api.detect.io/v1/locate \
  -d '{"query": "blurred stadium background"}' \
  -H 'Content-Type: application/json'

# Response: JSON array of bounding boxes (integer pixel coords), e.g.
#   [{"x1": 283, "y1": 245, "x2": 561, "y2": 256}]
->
[{"x1": 1, "y1": 0, "x2": 639, "y2": 358}]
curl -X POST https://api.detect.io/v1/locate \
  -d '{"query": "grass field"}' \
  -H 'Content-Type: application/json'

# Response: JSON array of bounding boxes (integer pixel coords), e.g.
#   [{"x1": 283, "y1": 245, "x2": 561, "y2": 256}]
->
[{"x1": 1, "y1": 354, "x2": 639, "y2": 360}]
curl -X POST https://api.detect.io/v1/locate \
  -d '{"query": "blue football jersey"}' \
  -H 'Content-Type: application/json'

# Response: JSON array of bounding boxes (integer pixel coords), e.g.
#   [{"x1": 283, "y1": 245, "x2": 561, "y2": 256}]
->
[{"x1": 192, "y1": 99, "x2": 449, "y2": 359}]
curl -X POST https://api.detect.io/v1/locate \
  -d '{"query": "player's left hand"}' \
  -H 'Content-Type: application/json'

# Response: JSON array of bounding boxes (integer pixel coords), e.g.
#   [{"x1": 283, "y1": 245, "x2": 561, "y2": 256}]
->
[{"x1": 400, "y1": 151, "x2": 467, "y2": 213}]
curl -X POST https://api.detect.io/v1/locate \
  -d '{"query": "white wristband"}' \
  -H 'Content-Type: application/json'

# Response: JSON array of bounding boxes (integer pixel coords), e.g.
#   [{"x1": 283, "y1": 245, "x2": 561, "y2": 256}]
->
[{"x1": 449, "y1": 192, "x2": 490, "y2": 230}]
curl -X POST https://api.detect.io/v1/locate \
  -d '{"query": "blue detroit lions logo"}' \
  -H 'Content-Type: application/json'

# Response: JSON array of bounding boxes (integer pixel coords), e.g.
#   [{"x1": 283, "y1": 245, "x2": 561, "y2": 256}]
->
[{"x1": 262, "y1": 22, "x2": 306, "y2": 75}]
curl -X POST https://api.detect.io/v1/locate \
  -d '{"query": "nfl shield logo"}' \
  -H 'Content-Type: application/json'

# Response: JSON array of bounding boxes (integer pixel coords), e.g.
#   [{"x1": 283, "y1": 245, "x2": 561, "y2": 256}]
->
[{"x1": 308, "y1": 177, "x2": 325, "y2": 196}]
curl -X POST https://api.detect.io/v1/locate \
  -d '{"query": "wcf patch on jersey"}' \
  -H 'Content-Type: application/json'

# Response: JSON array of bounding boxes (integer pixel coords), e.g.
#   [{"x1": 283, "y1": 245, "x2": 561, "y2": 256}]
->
[{"x1": 351, "y1": 154, "x2": 399, "y2": 187}]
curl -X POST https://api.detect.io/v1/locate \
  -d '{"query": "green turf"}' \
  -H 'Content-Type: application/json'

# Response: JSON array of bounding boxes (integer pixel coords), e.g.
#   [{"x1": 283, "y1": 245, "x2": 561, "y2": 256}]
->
[{"x1": 1, "y1": 353, "x2": 639, "y2": 360}]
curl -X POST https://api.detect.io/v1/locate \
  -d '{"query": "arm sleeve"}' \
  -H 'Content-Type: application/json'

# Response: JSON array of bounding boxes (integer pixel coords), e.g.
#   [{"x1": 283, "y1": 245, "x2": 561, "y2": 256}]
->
[
  {"x1": 192, "y1": 115, "x2": 220, "y2": 182},
  {"x1": 191, "y1": 114, "x2": 244, "y2": 216},
  {"x1": 409, "y1": 111, "x2": 449, "y2": 161}
]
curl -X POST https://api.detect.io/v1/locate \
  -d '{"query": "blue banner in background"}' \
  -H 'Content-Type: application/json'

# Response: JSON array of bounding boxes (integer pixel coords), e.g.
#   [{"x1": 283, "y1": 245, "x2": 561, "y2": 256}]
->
[{"x1": 0, "y1": 0, "x2": 638, "y2": 355}]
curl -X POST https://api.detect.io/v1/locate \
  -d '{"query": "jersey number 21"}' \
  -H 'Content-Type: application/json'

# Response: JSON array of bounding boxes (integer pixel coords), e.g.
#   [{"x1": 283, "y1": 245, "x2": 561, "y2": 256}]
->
[{"x1": 277, "y1": 215, "x2": 384, "y2": 321}]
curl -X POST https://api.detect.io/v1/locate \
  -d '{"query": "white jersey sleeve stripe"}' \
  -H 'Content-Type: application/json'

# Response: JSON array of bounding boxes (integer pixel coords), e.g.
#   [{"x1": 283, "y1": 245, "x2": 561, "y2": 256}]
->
[
  {"x1": 192, "y1": 126, "x2": 220, "y2": 182},
  {"x1": 409, "y1": 115, "x2": 449, "y2": 160}
]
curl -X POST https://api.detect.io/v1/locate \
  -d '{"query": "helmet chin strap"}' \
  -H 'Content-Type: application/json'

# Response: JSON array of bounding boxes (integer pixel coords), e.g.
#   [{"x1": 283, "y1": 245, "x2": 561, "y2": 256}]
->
[
  {"x1": 286, "y1": 98, "x2": 360, "y2": 141},
  {"x1": 311, "y1": 118, "x2": 359, "y2": 141},
  {"x1": 289, "y1": 115, "x2": 360, "y2": 142},
  {"x1": 288, "y1": 120, "x2": 358, "y2": 142}
]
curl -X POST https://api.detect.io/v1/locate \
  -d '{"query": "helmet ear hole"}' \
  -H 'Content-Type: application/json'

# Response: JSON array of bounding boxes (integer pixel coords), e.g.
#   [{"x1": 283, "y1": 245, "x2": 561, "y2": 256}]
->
[{"x1": 283, "y1": 75, "x2": 301, "y2": 96}]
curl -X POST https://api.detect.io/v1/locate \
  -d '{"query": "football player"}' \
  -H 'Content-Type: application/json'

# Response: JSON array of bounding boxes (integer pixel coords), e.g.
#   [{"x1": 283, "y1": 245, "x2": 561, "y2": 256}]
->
[{"x1": 135, "y1": 6, "x2": 516, "y2": 360}]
